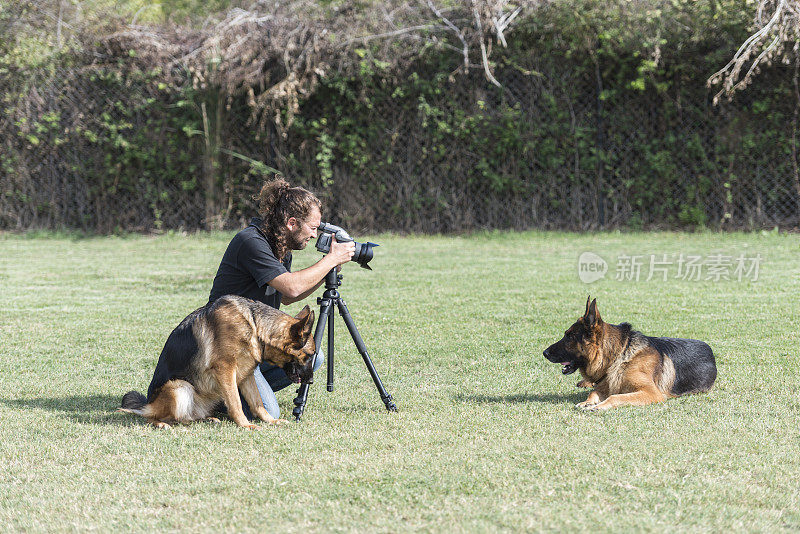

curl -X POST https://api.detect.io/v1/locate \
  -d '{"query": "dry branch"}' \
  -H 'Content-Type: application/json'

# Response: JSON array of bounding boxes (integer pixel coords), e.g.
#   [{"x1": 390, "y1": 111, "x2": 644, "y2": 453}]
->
[
  {"x1": 91, "y1": 0, "x2": 530, "y2": 132},
  {"x1": 708, "y1": 0, "x2": 800, "y2": 103}
]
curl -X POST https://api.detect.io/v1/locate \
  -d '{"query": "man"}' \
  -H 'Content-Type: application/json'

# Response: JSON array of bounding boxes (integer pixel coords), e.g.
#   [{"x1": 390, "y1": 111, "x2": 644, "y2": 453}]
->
[{"x1": 207, "y1": 178, "x2": 355, "y2": 420}]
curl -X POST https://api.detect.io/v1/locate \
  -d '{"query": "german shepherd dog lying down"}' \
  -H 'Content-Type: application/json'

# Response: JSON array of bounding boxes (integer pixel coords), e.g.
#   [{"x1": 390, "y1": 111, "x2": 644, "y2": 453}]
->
[
  {"x1": 543, "y1": 297, "x2": 716, "y2": 411},
  {"x1": 119, "y1": 295, "x2": 316, "y2": 428}
]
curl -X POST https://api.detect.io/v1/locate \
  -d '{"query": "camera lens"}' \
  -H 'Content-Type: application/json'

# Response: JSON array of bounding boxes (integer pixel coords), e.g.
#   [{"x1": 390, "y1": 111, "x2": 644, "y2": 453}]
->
[{"x1": 353, "y1": 242, "x2": 378, "y2": 269}]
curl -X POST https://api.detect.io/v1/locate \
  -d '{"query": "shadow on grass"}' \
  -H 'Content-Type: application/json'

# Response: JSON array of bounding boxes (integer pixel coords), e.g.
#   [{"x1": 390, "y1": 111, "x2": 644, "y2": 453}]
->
[
  {"x1": 455, "y1": 391, "x2": 586, "y2": 405},
  {"x1": 1, "y1": 394, "x2": 253, "y2": 428},
  {"x1": 0, "y1": 394, "x2": 137, "y2": 426}
]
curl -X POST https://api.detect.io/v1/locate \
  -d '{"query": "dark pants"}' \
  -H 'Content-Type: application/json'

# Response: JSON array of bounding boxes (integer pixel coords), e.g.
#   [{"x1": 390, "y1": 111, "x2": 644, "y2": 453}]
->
[{"x1": 258, "y1": 363, "x2": 294, "y2": 392}]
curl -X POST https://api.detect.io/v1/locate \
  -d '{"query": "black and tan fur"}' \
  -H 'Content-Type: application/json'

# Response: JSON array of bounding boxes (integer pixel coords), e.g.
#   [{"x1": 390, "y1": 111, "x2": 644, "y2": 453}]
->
[
  {"x1": 119, "y1": 295, "x2": 316, "y2": 428},
  {"x1": 543, "y1": 297, "x2": 716, "y2": 411}
]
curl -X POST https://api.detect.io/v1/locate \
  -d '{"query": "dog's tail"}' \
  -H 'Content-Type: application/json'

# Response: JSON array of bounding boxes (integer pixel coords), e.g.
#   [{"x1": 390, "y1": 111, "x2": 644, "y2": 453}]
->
[{"x1": 119, "y1": 390, "x2": 148, "y2": 415}]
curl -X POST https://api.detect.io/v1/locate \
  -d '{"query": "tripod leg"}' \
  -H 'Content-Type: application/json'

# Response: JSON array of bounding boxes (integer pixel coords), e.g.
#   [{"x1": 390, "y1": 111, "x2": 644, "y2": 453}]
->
[
  {"x1": 336, "y1": 299, "x2": 398, "y2": 412},
  {"x1": 327, "y1": 300, "x2": 334, "y2": 392},
  {"x1": 292, "y1": 297, "x2": 332, "y2": 422}
]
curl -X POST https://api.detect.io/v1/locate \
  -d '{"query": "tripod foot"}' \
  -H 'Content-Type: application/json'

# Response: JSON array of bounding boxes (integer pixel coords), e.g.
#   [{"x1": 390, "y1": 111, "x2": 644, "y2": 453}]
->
[
  {"x1": 383, "y1": 394, "x2": 398, "y2": 412},
  {"x1": 292, "y1": 384, "x2": 311, "y2": 422}
]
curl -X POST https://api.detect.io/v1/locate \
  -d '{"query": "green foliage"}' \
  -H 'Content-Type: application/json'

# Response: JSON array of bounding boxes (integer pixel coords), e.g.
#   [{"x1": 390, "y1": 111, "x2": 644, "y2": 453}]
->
[
  {"x1": 272, "y1": 0, "x2": 785, "y2": 230},
  {"x1": 1, "y1": 0, "x2": 796, "y2": 232},
  {"x1": 61, "y1": 68, "x2": 206, "y2": 228}
]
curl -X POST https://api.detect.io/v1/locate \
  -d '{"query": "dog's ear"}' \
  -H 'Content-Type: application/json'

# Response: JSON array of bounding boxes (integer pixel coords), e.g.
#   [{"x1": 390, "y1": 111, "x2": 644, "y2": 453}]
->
[
  {"x1": 291, "y1": 305, "x2": 315, "y2": 346},
  {"x1": 585, "y1": 295, "x2": 591, "y2": 316},
  {"x1": 295, "y1": 305, "x2": 311, "y2": 321},
  {"x1": 584, "y1": 298, "x2": 601, "y2": 327}
]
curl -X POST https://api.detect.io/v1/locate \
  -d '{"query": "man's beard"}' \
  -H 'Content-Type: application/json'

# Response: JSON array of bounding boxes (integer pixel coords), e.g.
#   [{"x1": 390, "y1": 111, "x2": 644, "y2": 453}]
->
[{"x1": 286, "y1": 229, "x2": 308, "y2": 251}]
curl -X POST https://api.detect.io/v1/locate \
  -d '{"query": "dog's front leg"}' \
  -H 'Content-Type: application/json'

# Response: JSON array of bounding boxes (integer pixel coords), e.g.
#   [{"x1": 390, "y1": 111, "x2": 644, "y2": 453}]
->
[
  {"x1": 588, "y1": 387, "x2": 665, "y2": 411},
  {"x1": 576, "y1": 381, "x2": 608, "y2": 409},
  {"x1": 576, "y1": 390, "x2": 603, "y2": 409},
  {"x1": 215, "y1": 366, "x2": 256, "y2": 429},
  {"x1": 239, "y1": 374, "x2": 286, "y2": 425}
]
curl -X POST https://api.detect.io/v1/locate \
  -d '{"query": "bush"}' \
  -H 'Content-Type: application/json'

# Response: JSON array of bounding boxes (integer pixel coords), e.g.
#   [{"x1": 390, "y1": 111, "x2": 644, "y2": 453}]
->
[{"x1": 1, "y1": 0, "x2": 797, "y2": 232}]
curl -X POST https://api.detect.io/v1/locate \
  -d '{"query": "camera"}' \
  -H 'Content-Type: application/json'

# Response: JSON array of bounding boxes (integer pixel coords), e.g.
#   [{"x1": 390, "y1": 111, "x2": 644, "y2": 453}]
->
[{"x1": 315, "y1": 222, "x2": 378, "y2": 270}]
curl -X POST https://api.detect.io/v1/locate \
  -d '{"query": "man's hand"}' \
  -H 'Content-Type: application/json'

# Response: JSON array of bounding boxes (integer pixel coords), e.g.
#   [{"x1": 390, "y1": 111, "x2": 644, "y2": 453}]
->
[{"x1": 327, "y1": 236, "x2": 355, "y2": 266}]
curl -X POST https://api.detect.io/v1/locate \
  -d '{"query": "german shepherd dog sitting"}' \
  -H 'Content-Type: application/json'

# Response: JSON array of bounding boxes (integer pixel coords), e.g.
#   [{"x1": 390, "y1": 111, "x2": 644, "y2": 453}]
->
[
  {"x1": 119, "y1": 295, "x2": 316, "y2": 429},
  {"x1": 543, "y1": 297, "x2": 716, "y2": 411}
]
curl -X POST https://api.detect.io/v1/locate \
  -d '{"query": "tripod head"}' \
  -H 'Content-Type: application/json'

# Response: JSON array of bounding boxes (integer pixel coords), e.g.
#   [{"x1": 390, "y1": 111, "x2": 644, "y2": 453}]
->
[{"x1": 324, "y1": 268, "x2": 343, "y2": 291}]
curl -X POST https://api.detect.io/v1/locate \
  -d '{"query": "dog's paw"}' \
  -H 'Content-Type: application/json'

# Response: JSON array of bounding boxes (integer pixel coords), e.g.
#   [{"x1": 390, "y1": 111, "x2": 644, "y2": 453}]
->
[
  {"x1": 152, "y1": 421, "x2": 172, "y2": 429},
  {"x1": 575, "y1": 401, "x2": 598, "y2": 410},
  {"x1": 576, "y1": 379, "x2": 594, "y2": 388},
  {"x1": 256, "y1": 414, "x2": 289, "y2": 425},
  {"x1": 203, "y1": 417, "x2": 221, "y2": 424},
  {"x1": 267, "y1": 418, "x2": 290, "y2": 426},
  {"x1": 259, "y1": 417, "x2": 290, "y2": 426}
]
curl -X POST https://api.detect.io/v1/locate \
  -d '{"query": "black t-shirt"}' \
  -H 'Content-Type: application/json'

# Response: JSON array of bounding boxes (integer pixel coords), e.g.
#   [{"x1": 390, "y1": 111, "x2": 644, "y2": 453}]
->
[{"x1": 208, "y1": 218, "x2": 292, "y2": 309}]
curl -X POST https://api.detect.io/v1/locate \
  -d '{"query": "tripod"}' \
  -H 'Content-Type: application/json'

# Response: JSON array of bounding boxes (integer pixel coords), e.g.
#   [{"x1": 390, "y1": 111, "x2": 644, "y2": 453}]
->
[{"x1": 292, "y1": 268, "x2": 397, "y2": 421}]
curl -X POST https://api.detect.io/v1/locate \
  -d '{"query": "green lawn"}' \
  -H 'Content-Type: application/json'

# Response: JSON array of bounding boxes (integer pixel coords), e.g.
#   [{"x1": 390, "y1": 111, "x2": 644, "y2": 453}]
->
[{"x1": 0, "y1": 231, "x2": 798, "y2": 532}]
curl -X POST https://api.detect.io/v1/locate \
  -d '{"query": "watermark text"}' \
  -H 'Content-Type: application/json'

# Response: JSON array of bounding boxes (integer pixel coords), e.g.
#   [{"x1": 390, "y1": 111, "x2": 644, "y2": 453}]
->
[{"x1": 578, "y1": 252, "x2": 762, "y2": 283}]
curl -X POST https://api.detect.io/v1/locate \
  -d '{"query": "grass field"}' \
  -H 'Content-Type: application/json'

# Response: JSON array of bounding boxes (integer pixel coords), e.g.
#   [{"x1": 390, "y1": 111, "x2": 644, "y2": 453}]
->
[{"x1": 1, "y1": 230, "x2": 798, "y2": 532}]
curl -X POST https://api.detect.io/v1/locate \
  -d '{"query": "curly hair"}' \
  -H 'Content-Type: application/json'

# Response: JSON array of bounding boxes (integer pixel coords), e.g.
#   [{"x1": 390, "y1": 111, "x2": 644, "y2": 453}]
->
[{"x1": 255, "y1": 178, "x2": 322, "y2": 260}]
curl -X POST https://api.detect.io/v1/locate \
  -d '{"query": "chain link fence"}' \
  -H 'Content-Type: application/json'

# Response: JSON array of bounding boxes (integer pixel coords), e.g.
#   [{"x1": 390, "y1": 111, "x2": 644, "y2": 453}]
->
[{"x1": 1, "y1": 53, "x2": 798, "y2": 232}]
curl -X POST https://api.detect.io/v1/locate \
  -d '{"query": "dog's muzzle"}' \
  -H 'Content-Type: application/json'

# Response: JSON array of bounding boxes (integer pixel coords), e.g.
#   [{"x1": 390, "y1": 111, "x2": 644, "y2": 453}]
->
[
  {"x1": 283, "y1": 360, "x2": 315, "y2": 384},
  {"x1": 543, "y1": 348, "x2": 579, "y2": 375},
  {"x1": 560, "y1": 362, "x2": 579, "y2": 375}
]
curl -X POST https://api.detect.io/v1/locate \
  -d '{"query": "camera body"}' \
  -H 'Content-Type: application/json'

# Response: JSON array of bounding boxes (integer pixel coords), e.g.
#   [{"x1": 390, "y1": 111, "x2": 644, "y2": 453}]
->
[{"x1": 315, "y1": 222, "x2": 378, "y2": 269}]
